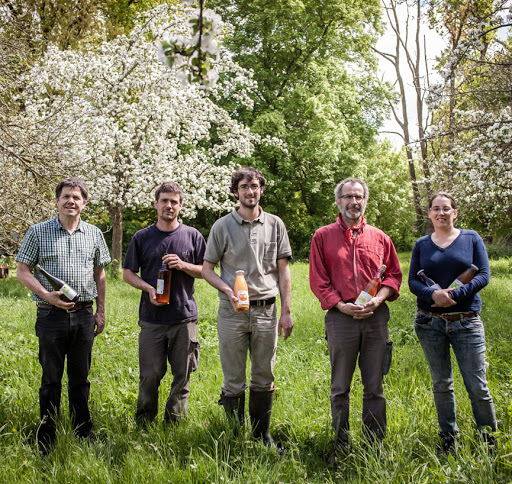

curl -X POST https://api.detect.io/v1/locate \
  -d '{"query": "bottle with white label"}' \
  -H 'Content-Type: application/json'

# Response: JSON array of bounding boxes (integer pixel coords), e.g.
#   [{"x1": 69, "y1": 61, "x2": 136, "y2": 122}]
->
[
  {"x1": 355, "y1": 265, "x2": 386, "y2": 307},
  {"x1": 35, "y1": 264, "x2": 79, "y2": 302},
  {"x1": 448, "y1": 264, "x2": 479, "y2": 290},
  {"x1": 155, "y1": 261, "x2": 172, "y2": 304}
]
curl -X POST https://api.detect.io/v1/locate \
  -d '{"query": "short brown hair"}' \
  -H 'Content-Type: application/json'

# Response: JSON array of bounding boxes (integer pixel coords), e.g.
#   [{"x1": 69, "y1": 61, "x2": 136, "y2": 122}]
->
[
  {"x1": 155, "y1": 181, "x2": 184, "y2": 203},
  {"x1": 55, "y1": 177, "x2": 89, "y2": 201},
  {"x1": 428, "y1": 191, "x2": 457, "y2": 210},
  {"x1": 230, "y1": 167, "x2": 266, "y2": 195}
]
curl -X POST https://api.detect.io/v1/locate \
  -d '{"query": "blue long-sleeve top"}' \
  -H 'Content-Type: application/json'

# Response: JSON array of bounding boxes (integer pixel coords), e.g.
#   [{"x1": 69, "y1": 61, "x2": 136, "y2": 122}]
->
[{"x1": 408, "y1": 229, "x2": 490, "y2": 313}]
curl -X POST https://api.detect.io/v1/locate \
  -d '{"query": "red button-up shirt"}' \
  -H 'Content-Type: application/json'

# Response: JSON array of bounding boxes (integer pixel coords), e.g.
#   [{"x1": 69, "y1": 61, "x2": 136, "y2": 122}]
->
[{"x1": 309, "y1": 214, "x2": 402, "y2": 310}]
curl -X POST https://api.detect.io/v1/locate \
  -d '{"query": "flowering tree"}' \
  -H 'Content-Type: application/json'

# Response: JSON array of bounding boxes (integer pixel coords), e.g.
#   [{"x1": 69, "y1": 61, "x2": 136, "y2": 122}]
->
[
  {"x1": 21, "y1": 4, "x2": 266, "y2": 264},
  {"x1": 427, "y1": 0, "x2": 512, "y2": 236}
]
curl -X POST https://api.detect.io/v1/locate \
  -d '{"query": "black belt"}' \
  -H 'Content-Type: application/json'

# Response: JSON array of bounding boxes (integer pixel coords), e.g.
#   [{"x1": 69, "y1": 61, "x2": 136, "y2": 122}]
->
[
  {"x1": 418, "y1": 309, "x2": 478, "y2": 321},
  {"x1": 250, "y1": 297, "x2": 276, "y2": 307},
  {"x1": 37, "y1": 301, "x2": 93, "y2": 313}
]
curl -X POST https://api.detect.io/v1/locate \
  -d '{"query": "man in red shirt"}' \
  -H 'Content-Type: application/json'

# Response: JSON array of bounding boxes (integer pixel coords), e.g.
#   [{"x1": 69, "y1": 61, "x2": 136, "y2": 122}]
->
[{"x1": 309, "y1": 177, "x2": 402, "y2": 458}]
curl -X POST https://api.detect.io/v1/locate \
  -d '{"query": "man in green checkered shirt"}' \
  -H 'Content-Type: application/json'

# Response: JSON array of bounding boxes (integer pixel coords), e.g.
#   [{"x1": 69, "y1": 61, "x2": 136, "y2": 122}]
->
[{"x1": 16, "y1": 177, "x2": 111, "y2": 455}]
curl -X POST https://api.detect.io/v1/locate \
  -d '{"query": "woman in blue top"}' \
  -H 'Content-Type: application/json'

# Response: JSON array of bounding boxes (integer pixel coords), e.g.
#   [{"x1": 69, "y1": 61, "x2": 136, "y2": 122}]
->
[{"x1": 408, "y1": 192, "x2": 497, "y2": 454}]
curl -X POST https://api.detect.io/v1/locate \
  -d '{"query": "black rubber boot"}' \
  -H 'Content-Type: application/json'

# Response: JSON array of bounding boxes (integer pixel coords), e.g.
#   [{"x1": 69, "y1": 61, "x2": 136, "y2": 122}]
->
[
  {"x1": 249, "y1": 388, "x2": 275, "y2": 446},
  {"x1": 219, "y1": 392, "x2": 245, "y2": 427}
]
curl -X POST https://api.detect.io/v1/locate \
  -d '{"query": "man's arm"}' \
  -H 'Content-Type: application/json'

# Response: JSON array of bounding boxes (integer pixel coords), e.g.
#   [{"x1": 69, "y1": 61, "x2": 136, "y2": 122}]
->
[
  {"x1": 163, "y1": 253, "x2": 202, "y2": 279},
  {"x1": 277, "y1": 257, "x2": 293, "y2": 340},
  {"x1": 201, "y1": 261, "x2": 238, "y2": 310},
  {"x1": 93, "y1": 266, "x2": 107, "y2": 336},
  {"x1": 16, "y1": 262, "x2": 75, "y2": 310}
]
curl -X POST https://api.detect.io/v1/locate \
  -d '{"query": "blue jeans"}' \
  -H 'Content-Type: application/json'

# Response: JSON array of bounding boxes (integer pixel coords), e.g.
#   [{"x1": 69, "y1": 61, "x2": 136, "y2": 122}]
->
[
  {"x1": 414, "y1": 311, "x2": 496, "y2": 436},
  {"x1": 35, "y1": 305, "x2": 95, "y2": 446}
]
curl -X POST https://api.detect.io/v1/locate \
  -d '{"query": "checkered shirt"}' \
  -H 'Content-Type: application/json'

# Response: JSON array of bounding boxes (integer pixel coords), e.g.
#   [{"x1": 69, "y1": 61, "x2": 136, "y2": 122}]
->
[{"x1": 16, "y1": 216, "x2": 111, "y2": 303}]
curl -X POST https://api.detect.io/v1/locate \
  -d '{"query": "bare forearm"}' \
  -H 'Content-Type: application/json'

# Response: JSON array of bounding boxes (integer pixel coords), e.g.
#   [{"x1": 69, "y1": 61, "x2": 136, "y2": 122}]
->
[
  {"x1": 202, "y1": 263, "x2": 232, "y2": 296},
  {"x1": 16, "y1": 262, "x2": 50, "y2": 301},
  {"x1": 278, "y1": 263, "x2": 292, "y2": 314},
  {"x1": 374, "y1": 285, "x2": 395, "y2": 305},
  {"x1": 180, "y1": 262, "x2": 203, "y2": 279},
  {"x1": 94, "y1": 267, "x2": 106, "y2": 312},
  {"x1": 123, "y1": 269, "x2": 154, "y2": 293},
  {"x1": 278, "y1": 258, "x2": 292, "y2": 310}
]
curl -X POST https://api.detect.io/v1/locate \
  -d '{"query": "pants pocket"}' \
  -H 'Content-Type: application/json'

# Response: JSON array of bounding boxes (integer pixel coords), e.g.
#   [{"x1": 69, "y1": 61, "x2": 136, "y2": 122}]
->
[{"x1": 189, "y1": 340, "x2": 200, "y2": 373}]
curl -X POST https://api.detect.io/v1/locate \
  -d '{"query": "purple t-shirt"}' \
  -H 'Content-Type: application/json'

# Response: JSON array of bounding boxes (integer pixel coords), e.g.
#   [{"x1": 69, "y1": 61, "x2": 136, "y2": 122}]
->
[{"x1": 123, "y1": 223, "x2": 206, "y2": 324}]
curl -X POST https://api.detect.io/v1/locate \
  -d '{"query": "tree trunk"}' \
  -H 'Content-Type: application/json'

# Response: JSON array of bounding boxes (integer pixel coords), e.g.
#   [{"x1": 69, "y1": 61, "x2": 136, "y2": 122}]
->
[{"x1": 110, "y1": 204, "x2": 124, "y2": 270}]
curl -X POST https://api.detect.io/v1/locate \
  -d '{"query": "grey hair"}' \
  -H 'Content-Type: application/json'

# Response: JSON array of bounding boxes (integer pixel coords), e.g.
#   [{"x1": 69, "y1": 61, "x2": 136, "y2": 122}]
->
[{"x1": 334, "y1": 177, "x2": 369, "y2": 201}]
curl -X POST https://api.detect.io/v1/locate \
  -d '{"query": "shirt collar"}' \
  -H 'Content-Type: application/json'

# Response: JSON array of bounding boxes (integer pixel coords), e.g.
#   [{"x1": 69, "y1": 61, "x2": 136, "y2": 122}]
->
[
  {"x1": 231, "y1": 207, "x2": 265, "y2": 224},
  {"x1": 337, "y1": 213, "x2": 366, "y2": 240},
  {"x1": 54, "y1": 215, "x2": 84, "y2": 233}
]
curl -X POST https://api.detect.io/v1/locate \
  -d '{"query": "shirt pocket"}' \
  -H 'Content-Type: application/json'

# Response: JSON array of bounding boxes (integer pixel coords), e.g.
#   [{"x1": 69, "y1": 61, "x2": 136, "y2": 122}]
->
[
  {"x1": 76, "y1": 246, "x2": 96, "y2": 267},
  {"x1": 39, "y1": 247, "x2": 59, "y2": 264},
  {"x1": 358, "y1": 245, "x2": 385, "y2": 273},
  {"x1": 263, "y1": 242, "x2": 277, "y2": 261}
]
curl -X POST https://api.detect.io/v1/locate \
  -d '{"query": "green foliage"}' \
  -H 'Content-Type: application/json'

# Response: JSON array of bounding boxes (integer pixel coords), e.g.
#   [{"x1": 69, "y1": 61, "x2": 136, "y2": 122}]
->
[
  {"x1": 0, "y1": 261, "x2": 511, "y2": 481},
  {"x1": 207, "y1": 0, "x2": 399, "y2": 258},
  {"x1": 0, "y1": 277, "x2": 29, "y2": 299}
]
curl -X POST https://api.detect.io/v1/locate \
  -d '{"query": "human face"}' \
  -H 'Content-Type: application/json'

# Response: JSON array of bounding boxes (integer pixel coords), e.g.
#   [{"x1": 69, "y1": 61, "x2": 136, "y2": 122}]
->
[
  {"x1": 154, "y1": 191, "x2": 182, "y2": 223},
  {"x1": 234, "y1": 177, "x2": 262, "y2": 209},
  {"x1": 56, "y1": 186, "x2": 87, "y2": 219},
  {"x1": 428, "y1": 195, "x2": 457, "y2": 230},
  {"x1": 337, "y1": 182, "x2": 366, "y2": 225}
]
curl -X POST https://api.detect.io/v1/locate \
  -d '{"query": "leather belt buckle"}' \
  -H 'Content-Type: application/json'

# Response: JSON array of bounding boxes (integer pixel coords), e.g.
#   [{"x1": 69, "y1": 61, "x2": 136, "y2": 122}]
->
[{"x1": 250, "y1": 297, "x2": 276, "y2": 307}]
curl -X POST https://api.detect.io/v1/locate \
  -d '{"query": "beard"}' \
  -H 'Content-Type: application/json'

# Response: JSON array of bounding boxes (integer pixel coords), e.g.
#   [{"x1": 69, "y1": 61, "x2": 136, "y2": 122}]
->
[{"x1": 340, "y1": 206, "x2": 365, "y2": 221}]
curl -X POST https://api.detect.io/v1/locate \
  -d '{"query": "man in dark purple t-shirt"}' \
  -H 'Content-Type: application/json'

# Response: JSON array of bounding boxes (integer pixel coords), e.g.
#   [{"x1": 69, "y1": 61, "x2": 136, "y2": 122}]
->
[{"x1": 123, "y1": 181, "x2": 206, "y2": 425}]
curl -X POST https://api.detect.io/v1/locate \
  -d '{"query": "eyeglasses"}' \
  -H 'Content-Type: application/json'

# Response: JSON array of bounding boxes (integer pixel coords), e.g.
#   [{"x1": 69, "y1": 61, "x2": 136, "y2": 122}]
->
[
  {"x1": 238, "y1": 184, "x2": 261, "y2": 192},
  {"x1": 340, "y1": 194, "x2": 364, "y2": 202},
  {"x1": 429, "y1": 207, "x2": 454, "y2": 214}
]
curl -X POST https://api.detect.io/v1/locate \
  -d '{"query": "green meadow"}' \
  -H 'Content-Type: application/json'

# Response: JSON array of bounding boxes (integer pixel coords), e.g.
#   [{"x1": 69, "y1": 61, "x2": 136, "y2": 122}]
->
[{"x1": 0, "y1": 257, "x2": 511, "y2": 483}]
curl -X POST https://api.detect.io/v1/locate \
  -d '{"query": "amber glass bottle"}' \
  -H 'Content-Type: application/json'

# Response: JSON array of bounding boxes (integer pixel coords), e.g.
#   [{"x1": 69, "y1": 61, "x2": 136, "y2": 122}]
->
[
  {"x1": 448, "y1": 264, "x2": 478, "y2": 290},
  {"x1": 155, "y1": 262, "x2": 172, "y2": 304}
]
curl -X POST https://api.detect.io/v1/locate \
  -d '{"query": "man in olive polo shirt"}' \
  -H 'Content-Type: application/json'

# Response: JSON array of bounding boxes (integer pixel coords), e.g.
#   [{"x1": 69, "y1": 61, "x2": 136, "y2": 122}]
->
[{"x1": 202, "y1": 167, "x2": 293, "y2": 446}]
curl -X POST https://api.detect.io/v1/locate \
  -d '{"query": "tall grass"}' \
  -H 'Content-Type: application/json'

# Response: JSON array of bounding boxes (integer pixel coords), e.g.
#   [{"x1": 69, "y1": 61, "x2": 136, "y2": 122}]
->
[{"x1": 0, "y1": 258, "x2": 510, "y2": 483}]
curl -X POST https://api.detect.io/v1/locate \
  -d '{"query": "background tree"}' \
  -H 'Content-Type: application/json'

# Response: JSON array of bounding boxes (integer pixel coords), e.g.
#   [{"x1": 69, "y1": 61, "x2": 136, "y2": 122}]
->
[
  {"x1": 18, "y1": 4, "x2": 269, "y2": 265},
  {"x1": 208, "y1": 0, "x2": 392, "y2": 258},
  {"x1": 375, "y1": 0, "x2": 434, "y2": 234},
  {"x1": 427, "y1": 0, "x2": 512, "y2": 240}
]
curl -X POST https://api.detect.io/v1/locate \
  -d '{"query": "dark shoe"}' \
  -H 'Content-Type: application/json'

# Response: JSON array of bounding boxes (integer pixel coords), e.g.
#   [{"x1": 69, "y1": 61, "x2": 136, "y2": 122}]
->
[
  {"x1": 38, "y1": 438, "x2": 53, "y2": 457},
  {"x1": 249, "y1": 388, "x2": 275, "y2": 446},
  {"x1": 328, "y1": 439, "x2": 349, "y2": 465},
  {"x1": 439, "y1": 433, "x2": 455, "y2": 455},
  {"x1": 219, "y1": 392, "x2": 245, "y2": 427},
  {"x1": 483, "y1": 433, "x2": 498, "y2": 454}
]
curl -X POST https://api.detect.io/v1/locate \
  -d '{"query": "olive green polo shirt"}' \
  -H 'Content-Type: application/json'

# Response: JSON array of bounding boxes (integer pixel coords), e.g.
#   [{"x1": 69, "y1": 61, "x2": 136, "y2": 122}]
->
[{"x1": 204, "y1": 208, "x2": 292, "y2": 301}]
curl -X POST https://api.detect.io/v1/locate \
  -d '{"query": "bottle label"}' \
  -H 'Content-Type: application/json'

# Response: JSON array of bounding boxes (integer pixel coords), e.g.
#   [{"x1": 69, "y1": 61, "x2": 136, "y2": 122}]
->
[
  {"x1": 61, "y1": 284, "x2": 78, "y2": 300},
  {"x1": 448, "y1": 279, "x2": 463, "y2": 290},
  {"x1": 236, "y1": 290, "x2": 249, "y2": 307},
  {"x1": 355, "y1": 290, "x2": 372, "y2": 307},
  {"x1": 156, "y1": 278, "x2": 165, "y2": 294}
]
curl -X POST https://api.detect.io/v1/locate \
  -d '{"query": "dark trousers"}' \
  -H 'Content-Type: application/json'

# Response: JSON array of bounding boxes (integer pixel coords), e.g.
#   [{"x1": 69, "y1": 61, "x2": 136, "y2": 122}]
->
[
  {"x1": 325, "y1": 304, "x2": 389, "y2": 442},
  {"x1": 136, "y1": 320, "x2": 200, "y2": 424},
  {"x1": 35, "y1": 305, "x2": 95, "y2": 445}
]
